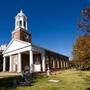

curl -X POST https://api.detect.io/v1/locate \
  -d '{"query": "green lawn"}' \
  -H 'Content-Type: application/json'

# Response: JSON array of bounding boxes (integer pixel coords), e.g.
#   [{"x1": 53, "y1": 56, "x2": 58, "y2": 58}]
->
[{"x1": 16, "y1": 69, "x2": 90, "y2": 90}]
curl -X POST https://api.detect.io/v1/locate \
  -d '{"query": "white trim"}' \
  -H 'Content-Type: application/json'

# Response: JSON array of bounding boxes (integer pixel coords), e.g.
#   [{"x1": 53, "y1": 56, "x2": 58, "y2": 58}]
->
[
  {"x1": 3, "y1": 39, "x2": 31, "y2": 54},
  {"x1": 3, "y1": 46, "x2": 31, "y2": 57}
]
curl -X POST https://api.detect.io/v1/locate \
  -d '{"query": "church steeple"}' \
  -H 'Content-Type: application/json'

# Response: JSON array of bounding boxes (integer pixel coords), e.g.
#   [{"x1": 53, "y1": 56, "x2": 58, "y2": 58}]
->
[
  {"x1": 15, "y1": 10, "x2": 27, "y2": 30},
  {"x1": 12, "y1": 10, "x2": 32, "y2": 43}
]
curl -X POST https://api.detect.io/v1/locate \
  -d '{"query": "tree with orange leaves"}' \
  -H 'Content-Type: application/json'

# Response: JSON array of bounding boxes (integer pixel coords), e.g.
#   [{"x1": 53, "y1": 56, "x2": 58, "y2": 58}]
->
[{"x1": 73, "y1": 7, "x2": 90, "y2": 69}]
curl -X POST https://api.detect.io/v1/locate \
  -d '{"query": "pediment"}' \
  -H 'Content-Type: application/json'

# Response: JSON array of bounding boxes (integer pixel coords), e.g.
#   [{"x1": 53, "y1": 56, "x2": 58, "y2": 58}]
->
[{"x1": 3, "y1": 39, "x2": 31, "y2": 54}]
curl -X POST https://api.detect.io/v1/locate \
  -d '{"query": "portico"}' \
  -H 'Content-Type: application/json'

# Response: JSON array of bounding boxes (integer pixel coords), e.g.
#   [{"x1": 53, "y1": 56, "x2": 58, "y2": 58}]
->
[{"x1": 3, "y1": 40, "x2": 46, "y2": 73}]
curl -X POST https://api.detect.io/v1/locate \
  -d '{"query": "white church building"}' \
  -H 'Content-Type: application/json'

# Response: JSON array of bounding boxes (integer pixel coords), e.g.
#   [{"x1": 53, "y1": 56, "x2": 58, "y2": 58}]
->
[{"x1": 3, "y1": 10, "x2": 69, "y2": 73}]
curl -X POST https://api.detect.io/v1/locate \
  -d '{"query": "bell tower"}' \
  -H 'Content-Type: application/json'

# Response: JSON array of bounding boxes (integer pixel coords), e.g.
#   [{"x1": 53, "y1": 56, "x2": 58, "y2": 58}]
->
[
  {"x1": 15, "y1": 10, "x2": 27, "y2": 30},
  {"x1": 12, "y1": 10, "x2": 32, "y2": 43}
]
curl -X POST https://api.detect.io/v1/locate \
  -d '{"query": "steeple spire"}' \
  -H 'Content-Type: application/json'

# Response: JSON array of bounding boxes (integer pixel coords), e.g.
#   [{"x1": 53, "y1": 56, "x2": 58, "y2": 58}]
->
[
  {"x1": 20, "y1": 9, "x2": 23, "y2": 13},
  {"x1": 15, "y1": 10, "x2": 27, "y2": 30}
]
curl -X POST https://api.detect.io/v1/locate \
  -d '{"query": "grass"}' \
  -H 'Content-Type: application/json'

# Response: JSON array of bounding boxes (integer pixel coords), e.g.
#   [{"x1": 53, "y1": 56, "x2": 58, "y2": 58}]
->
[
  {"x1": 0, "y1": 69, "x2": 90, "y2": 90},
  {"x1": 16, "y1": 69, "x2": 90, "y2": 90}
]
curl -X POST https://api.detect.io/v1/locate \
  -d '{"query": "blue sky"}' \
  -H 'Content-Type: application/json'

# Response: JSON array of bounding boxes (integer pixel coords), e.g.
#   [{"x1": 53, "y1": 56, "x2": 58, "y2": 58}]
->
[{"x1": 0, "y1": 0, "x2": 90, "y2": 59}]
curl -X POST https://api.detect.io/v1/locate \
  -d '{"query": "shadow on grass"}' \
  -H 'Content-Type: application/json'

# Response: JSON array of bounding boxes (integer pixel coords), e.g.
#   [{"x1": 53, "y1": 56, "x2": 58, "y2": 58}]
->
[
  {"x1": 0, "y1": 76, "x2": 18, "y2": 90},
  {"x1": 0, "y1": 86, "x2": 16, "y2": 90},
  {"x1": 86, "y1": 87, "x2": 90, "y2": 90},
  {"x1": 0, "y1": 74, "x2": 47, "y2": 90},
  {"x1": 0, "y1": 75, "x2": 38, "y2": 90}
]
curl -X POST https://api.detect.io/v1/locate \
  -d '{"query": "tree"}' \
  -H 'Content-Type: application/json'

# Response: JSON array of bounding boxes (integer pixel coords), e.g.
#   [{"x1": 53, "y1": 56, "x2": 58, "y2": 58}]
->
[
  {"x1": 73, "y1": 35, "x2": 90, "y2": 69},
  {"x1": 78, "y1": 6, "x2": 90, "y2": 35},
  {"x1": 72, "y1": 6, "x2": 90, "y2": 70}
]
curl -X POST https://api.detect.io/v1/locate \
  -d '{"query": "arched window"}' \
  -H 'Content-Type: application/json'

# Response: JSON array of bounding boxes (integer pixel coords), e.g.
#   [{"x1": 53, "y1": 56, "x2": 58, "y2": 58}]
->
[{"x1": 19, "y1": 20, "x2": 22, "y2": 27}]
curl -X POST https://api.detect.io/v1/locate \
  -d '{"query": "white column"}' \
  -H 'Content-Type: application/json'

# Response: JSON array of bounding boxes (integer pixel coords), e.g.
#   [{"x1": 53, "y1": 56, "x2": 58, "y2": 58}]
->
[
  {"x1": 57, "y1": 60, "x2": 59, "y2": 68},
  {"x1": 42, "y1": 51, "x2": 46, "y2": 72},
  {"x1": 3, "y1": 56, "x2": 6, "y2": 72},
  {"x1": 66, "y1": 62, "x2": 68, "y2": 68},
  {"x1": 61, "y1": 61, "x2": 63, "y2": 69},
  {"x1": 9, "y1": 55, "x2": 12, "y2": 72},
  {"x1": 53, "y1": 59, "x2": 55, "y2": 69},
  {"x1": 64, "y1": 61, "x2": 66, "y2": 68},
  {"x1": 18, "y1": 53, "x2": 21, "y2": 72},
  {"x1": 29, "y1": 50, "x2": 33, "y2": 73}
]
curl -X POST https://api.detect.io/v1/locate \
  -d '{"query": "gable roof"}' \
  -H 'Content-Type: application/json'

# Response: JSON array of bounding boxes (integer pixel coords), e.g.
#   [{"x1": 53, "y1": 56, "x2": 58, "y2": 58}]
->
[{"x1": 3, "y1": 39, "x2": 31, "y2": 54}]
